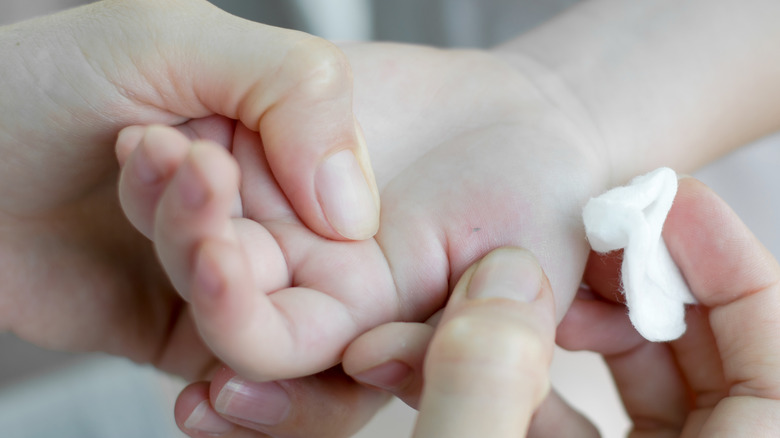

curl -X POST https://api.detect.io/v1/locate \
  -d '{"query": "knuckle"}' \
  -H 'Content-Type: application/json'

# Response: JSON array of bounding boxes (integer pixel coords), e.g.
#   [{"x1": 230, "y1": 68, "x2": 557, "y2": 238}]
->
[{"x1": 283, "y1": 36, "x2": 352, "y2": 100}]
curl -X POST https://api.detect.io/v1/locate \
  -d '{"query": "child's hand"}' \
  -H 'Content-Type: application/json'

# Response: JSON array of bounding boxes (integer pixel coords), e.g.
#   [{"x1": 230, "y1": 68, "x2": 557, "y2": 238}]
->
[
  {"x1": 117, "y1": 121, "x2": 393, "y2": 379},
  {"x1": 118, "y1": 42, "x2": 609, "y2": 384}
]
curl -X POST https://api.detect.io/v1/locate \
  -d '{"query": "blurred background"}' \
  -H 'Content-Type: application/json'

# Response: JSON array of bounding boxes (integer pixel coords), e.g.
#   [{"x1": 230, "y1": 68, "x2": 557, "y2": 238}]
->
[{"x1": 2, "y1": 1, "x2": 779, "y2": 436}]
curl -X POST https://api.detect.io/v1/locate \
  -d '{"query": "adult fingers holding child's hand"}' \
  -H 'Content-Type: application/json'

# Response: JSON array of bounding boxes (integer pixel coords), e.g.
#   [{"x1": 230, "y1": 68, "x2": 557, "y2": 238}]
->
[
  {"x1": 559, "y1": 178, "x2": 780, "y2": 436},
  {"x1": 412, "y1": 248, "x2": 572, "y2": 438},
  {"x1": 344, "y1": 248, "x2": 597, "y2": 437},
  {"x1": 1, "y1": 0, "x2": 378, "y2": 373},
  {"x1": 186, "y1": 248, "x2": 596, "y2": 437},
  {"x1": 6, "y1": 0, "x2": 377, "y2": 240},
  {"x1": 141, "y1": 0, "x2": 382, "y2": 241}
]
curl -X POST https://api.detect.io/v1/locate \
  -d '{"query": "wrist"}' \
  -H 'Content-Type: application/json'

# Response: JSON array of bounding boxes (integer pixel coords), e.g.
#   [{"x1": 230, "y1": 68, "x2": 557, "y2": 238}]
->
[
  {"x1": 491, "y1": 48, "x2": 612, "y2": 186},
  {"x1": 496, "y1": 0, "x2": 780, "y2": 186}
]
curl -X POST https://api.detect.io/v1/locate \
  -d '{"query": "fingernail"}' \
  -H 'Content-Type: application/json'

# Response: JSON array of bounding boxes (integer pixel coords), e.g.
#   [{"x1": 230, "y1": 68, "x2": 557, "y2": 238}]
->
[
  {"x1": 184, "y1": 400, "x2": 234, "y2": 436},
  {"x1": 467, "y1": 249, "x2": 542, "y2": 302},
  {"x1": 353, "y1": 360, "x2": 412, "y2": 391},
  {"x1": 316, "y1": 150, "x2": 379, "y2": 240},
  {"x1": 177, "y1": 153, "x2": 209, "y2": 209},
  {"x1": 215, "y1": 377, "x2": 291, "y2": 426}
]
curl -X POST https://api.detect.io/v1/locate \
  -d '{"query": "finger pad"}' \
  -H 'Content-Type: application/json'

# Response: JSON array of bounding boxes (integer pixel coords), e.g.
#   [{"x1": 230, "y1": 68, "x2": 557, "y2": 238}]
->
[{"x1": 666, "y1": 178, "x2": 780, "y2": 306}]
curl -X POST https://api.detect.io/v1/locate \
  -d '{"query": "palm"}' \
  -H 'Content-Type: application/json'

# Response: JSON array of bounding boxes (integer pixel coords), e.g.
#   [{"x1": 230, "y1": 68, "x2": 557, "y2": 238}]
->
[{"x1": 170, "y1": 43, "x2": 608, "y2": 380}]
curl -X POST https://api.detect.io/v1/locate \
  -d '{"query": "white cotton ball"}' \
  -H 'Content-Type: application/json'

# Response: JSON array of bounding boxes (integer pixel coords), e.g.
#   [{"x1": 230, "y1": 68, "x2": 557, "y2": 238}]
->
[{"x1": 583, "y1": 167, "x2": 697, "y2": 342}]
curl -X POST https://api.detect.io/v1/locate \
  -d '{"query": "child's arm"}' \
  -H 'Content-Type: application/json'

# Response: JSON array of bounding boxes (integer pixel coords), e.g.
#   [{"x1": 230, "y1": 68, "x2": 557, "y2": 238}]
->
[{"x1": 498, "y1": 0, "x2": 780, "y2": 184}]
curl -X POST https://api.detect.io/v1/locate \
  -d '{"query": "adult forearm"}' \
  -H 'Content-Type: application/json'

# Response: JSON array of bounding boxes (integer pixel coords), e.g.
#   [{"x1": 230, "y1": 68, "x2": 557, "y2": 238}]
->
[{"x1": 498, "y1": 0, "x2": 780, "y2": 184}]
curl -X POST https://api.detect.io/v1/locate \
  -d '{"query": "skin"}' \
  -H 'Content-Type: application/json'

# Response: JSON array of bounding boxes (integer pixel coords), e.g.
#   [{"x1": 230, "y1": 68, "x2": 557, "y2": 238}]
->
[
  {"x1": 1, "y1": 2, "x2": 604, "y2": 436},
  {"x1": 340, "y1": 179, "x2": 780, "y2": 438},
  {"x1": 163, "y1": 0, "x2": 780, "y2": 435},
  {"x1": 4, "y1": 0, "x2": 780, "y2": 436},
  {"x1": 180, "y1": 177, "x2": 780, "y2": 438},
  {"x1": 165, "y1": 148, "x2": 780, "y2": 438},
  {"x1": 118, "y1": 43, "x2": 607, "y2": 437},
  {"x1": 0, "y1": 0, "x2": 379, "y2": 377},
  {"x1": 117, "y1": 43, "x2": 605, "y2": 382},
  {"x1": 558, "y1": 178, "x2": 780, "y2": 437},
  {"x1": 406, "y1": 248, "x2": 558, "y2": 438}
]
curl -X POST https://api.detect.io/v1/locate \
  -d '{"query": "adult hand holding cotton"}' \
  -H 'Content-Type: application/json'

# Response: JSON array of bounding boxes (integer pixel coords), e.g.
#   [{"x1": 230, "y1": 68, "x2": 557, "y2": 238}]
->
[{"x1": 583, "y1": 168, "x2": 697, "y2": 342}]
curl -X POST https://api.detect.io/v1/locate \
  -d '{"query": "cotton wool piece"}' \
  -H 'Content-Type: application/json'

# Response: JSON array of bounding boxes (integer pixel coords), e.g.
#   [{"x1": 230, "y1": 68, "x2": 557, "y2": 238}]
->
[{"x1": 582, "y1": 167, "x2": 697, "y2": 342}]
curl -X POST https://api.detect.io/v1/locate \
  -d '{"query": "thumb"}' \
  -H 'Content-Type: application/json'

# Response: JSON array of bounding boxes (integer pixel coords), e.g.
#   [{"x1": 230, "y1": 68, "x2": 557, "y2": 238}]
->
[
  {"x1": 413, "y1": 247, "x2": 556, "y2": 438},
  {"x1": 15, "y1": 0, "x2": 379, "y2": 240}
]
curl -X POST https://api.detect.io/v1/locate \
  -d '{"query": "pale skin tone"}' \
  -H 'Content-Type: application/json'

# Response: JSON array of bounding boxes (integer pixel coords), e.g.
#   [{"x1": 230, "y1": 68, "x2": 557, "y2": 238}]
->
[
  {"x1": 0, "y1": 0, "x2": 387, "y2": 433},
  {"x1": 116, "y1": 43, "x2": 604, "y2": 382},
  {"x1": 165, "y1": 181, "x2": 780, "y2": 438},
  {"x1": 0, "y1": 0, "x2": 383, "y2": 363},
  {"x1": 3, "y1": 0, "x2": 780, "y2": 437},
  {"x1": 343, "y1": 179, "x2": 780, "y2": 438},
  {"x1": 155, "y1": 0, "x2": 780, "y2": 436},
  {"x1": 132, "y1": 148, "x2": 780, "y2": 438},
  {"x1": 557, "y1": 178, "x2": 780, "y2": 437},
  {"x1": 118, "y1": 43, "x2": 606, "y2": 437},
  {"x1": 1, "y1": 1, "x2": 595, "y2": 436}
]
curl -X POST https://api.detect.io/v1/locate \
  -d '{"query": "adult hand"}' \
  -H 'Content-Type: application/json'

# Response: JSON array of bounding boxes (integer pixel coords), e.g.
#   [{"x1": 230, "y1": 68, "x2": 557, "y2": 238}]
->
[
  {"x1": 0, "y1": 0, "x2": 377, "y2": 371},
  {"x1": 557, "y1": 177, "x2": 780, "y2": 436},
  {"x1": 0, "y1": 2, "x2": 386, "y2": 436}
]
